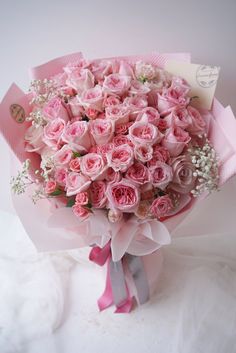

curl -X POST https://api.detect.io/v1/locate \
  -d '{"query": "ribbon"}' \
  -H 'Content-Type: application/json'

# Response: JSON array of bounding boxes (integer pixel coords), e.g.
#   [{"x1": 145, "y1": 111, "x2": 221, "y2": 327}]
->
[{"x1": 89, "y1": 242, "x2": 150, "y2": 313}]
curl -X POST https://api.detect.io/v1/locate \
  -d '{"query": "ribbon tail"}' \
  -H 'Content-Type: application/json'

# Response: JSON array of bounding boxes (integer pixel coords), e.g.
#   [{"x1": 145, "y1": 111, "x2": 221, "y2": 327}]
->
[
  {"x1": 115, "y1": 284, "x2": 133, "y2": 313},
  {"x1": 126, "y1": 254, "x2": 150, "y2": 305},
  {"x1": 97, "y1": 256, "x2": 113, "y2": 311}
]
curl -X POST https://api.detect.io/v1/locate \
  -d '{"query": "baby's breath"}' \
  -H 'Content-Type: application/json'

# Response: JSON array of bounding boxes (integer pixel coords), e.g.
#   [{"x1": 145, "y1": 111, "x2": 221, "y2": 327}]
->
[
  {"x1": 29, "y1": 79, "x2": 57, "y2": 106},
  {"x1": 11, "y1": 159, "x2": 32, "y2": 195},
  {"x1": 189, "y1": 137, "x2": 219, "y2": 197}
]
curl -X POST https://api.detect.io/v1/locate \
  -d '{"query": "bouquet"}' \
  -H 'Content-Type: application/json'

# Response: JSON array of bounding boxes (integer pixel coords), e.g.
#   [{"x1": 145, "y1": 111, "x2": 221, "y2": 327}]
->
[{"x1": 1, "y1": 52, "x2": 236, "y2": 313}]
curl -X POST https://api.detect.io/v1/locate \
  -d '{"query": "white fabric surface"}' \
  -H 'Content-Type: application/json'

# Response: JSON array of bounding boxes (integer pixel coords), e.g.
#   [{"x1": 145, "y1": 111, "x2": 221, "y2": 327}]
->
[{"x1": 0, "y1": 175, "x2": 236, "y2": 353}]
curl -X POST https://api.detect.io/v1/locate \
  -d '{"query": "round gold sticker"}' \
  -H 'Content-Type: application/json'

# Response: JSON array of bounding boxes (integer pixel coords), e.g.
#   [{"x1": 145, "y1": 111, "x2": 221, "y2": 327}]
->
[{"x1": 10, "y1": 104, "x2": 25, "y2": 123}]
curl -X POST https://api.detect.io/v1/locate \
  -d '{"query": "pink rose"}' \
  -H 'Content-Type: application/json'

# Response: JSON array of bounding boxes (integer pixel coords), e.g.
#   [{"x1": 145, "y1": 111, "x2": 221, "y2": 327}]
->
[
  {"x1": 107, "y1": 179, "x2": 140, "y2": 212},
  {"x1": 170, "y1": 155, "x2": 197, "y2": 193},
  {"x1": 53, "y1": 145, "x2": 73, "y2": 166},
  {"x1": 152, "y1": 145, "x2": 170, "y2": 162},
  {"x1": 106, "y1": 144, "x2": 134, "y2": 172},
  {"x1": 157, "y1": 118, "x2": 168, "y2": 131},
  {"x1": 136, "y1": 107, "x2": 160, "y2": 126},
  {"x1": 134, "y1": 144, "x2": 153, "y2": 163},
  {"x1": 105, "y1": 167, "x2": 122, "y2": 184},
  {"x1": 149, "y1": 162, "x2": 173, "y2": 190},
  {"x1": 162, "y1": 126, "x2": 191, "y2": 157},
  {"x1": 129, "y1": 80, "x2": 150, "y2": 95},
  {"x1": 129, "y1": 121, "x2": 161, "y2": 146},
  {"x1": 90, "y1": 181, "x2": 107, "y2": 208},
  {"x1": 90, "y1": 119, "x2": 114, "y2": 146},
  {"x1": 126, "y1": 163, "x2": 151, "y2": 185},
  {"x1": 69, "y1": 97, "x2": 83, "y2": 117},
  {"x1": 105, "y1": 105, "x2": 130, "y2": 126},
  {"x1": 115, "y1": 122, "x2": 133, "y2": 135},
  {"x1": 118, "y1": 61, "x2": 135, "y2": 78},
  {"x1": 103, "y1": 74, "x2": 131, "y2": 96},
  {"x1": 54, "y1": 167, "x2": 68, "y2": 187},
  {"x1": 75, "y1": 192, "x2": 89, "y2": 205},
  {"x1": 158, "y1": 77, "x2": 190, "y2": 114},
  {"x1": 80, "y1": 153, "x2": 106, "y2": 180},
  {"x1": 62, "y1": 121, "x2": 91, "y2": 152},
  {"x1": 104, "y1": 96, "x2": 121, "y2": 107},
  {"x1": 66, "y1": 172, "x2": 91, "y2": 196},
  {"x1": 78, "y1": 85, "x2": 104, "y2": 111},
  {"x1": 97, "y1": 143, "x2": 115, "y2": 161},
  {"x1": 45, "y1": 180, "x2": 57, "y2": 194},
  {"x1": 66, "y1": 68, "x2": 95, "y2": 91},
  {"x1": 165, "y1": 106, "x2": 192, "y2": 129},
  {"x1": 43, "y1": 118, "x2": 65, "y2": 148},
  {"x1": 113, "y1": 135, "x2": 133, "y2": 147},
  {"x1": 124, "y1": 95, "x2": 148, "y2": 119},
  {"x1": 64, "y1": 59, "x2": 89, "y2": 74},
  {"x1": 69, "y1": 158, "x2": 81, "y2": 172},
  {"x1": 72, "y1": 204, "x2": 90, "y2": 219},
  {"x1": 85, "y1": 108, "x2": 98, "y2": 120},
  {"x1": 186, "y1": 106, "x2": 206, "y2": 135},
  {"x1": 43, "y1": 97, "x2": 69, "y2": 122},
  {"x1": 90, "y1": 60, "x2": 112, "y2": 82},
  {"x1": 150, "y1": 195, "x2": 173, "y2": 219}
]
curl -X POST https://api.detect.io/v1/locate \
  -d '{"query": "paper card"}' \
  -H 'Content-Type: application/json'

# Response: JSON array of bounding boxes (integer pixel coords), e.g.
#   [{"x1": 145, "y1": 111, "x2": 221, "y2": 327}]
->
[{"x1": 165, "y1": 60, "x2": 220, "y2": 110}]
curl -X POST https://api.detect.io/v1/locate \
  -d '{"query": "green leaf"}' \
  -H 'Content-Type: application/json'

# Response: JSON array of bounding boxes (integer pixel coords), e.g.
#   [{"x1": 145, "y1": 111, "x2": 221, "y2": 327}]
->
[
  {"x1": 66, "y1": 198, "x2": 76, "y2": 207},
  {"x1": 86, "y1": 202, "x2": 92, "y2": 209},
  {"x1": 73, "y1": 151, "x2": 81, "y2": 158},
  {"x1": 49, "y1": 189, "x2": 63, "y2": 196}
]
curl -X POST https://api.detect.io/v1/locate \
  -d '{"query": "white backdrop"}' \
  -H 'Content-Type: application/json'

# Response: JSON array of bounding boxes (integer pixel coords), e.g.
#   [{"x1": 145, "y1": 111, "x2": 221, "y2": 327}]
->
[{"x1": 0, "y1": 1, "x2": 236, "y2": 353}]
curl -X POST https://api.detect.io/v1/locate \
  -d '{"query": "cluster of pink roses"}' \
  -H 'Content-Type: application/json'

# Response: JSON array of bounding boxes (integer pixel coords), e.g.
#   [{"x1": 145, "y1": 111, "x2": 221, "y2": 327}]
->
[{"x1": 26, "y1": 57, "x2": 207, "y2": 222}]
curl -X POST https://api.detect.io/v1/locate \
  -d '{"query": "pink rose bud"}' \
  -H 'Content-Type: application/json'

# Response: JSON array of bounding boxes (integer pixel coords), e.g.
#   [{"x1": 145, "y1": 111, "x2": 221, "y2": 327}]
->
[
  {"x1": 45, "y1": 180, "x2": 57, "y2": 194},
  {"x1": 75, "y1": 192, "x2": 89, "y2": 205},
  {"x1": 69, "y1": 158, "x2": 81, "y2": 172},
  {"x1": 72, "y1": 204, "x2": 90, "y2": 219}
]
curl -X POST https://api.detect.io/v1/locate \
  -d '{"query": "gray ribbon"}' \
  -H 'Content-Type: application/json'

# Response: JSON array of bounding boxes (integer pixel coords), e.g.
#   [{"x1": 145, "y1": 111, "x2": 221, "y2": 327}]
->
[
  {"x1": 109, "y1": 259, "x2": 128, "y2": 307},
  {"x1": 126, "y1": 254, "x2": 150, "y2": 305},
  {"x1": 109, "y1": 255, "x2": 150, "y2": 307}
]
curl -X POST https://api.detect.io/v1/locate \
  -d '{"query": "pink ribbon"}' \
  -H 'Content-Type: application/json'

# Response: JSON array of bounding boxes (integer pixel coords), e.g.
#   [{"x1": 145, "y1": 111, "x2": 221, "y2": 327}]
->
[{"x1": 89, "y1": 243, "x2": 133, "y2": 313}]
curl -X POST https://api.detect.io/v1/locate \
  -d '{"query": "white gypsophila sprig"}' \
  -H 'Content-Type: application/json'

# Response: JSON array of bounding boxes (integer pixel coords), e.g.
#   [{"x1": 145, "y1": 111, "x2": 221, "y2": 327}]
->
[
  {"x1": 29, "y1": 79, "x2": 57, "y2": 106},
  {"x1": 189, "y1": 137, "x2": 219, "y2": 197},
  {"x1": 26, "y1": 109, "x2": 47, "y2": 127},
  {"x1": 40, "y1": 156, "x2": 55, "y2": 181},
  {"x1": 31, "y1": 187, "x2": 46, "y2": 204},
  {"x1": 10, "y1": 159, "x2": 32, "y2": 194}
]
